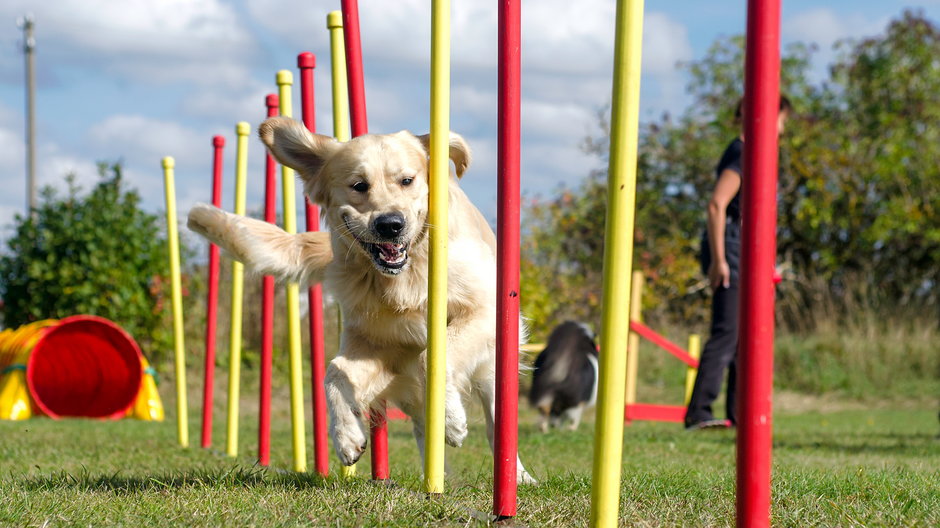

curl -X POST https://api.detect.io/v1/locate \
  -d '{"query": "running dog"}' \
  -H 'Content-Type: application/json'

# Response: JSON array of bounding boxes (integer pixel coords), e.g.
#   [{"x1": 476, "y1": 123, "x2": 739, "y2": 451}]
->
[
  {"x1": 187, "y1": 116, "x2": 535, "y2": 484},
  {"x1": 529, "y1": 321, "x2": 599, "y2": 432}
]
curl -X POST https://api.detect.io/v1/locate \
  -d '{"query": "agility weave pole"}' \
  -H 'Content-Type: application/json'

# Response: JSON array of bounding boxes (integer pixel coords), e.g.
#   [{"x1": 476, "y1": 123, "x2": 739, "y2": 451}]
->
[
  {"x1": 737, "y1": 1, "x2": 781, "y2": 526},
  {"x1": 297, "y1": 51, "x2": 331, "y2": 478},
  {"x1": 624, "y1": 270, "x2": 702, "y2": 423},
  {"x1": 624, "y1": 270, "x2": 643, "y2": 411},
  {"x1": 326, "y1": 10, "x2": 357, "y2": 479},
  {"x1": 589, "y1": 0, "x2": 644, "y2": 525},
  {"x1": 327, "y1": 12, "x2": 350, "y2": 145},
  {"x1": 340, "y1": 0, "x2": 390, "y2": 481},
  {"x1": 494, "y1": 0, "x2": 522, "y2": 518},
  {"x1": 423, "y1": 0, "x2": 450, "y2": 496},
  {"x1": 202, "y1": 136, "x2": 224, "y2": 449},
  {"x1": 162, "y1": 156, "x2": 189, "y2": 448},
  {"x1": 225, "y1": 122, "x2": 250, "y2": 458},
  {"x1": 276, "y1": 70, "x2": 309, "y2": 474},
  {"x1": 259, "y1": 94, "x2": 279, "y2": 467}
]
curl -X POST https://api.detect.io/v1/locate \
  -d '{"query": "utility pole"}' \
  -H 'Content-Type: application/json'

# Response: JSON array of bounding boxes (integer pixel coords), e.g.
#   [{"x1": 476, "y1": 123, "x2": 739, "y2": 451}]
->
[{"x1": 18, "y1": 14, "x2": 36, "y2": 217}]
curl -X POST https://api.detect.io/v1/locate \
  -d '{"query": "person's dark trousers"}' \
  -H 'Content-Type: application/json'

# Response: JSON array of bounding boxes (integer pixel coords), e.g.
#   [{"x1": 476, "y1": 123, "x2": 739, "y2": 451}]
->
[{"x1": 685, "y1": 223, "x2": 741, "y2": 426}]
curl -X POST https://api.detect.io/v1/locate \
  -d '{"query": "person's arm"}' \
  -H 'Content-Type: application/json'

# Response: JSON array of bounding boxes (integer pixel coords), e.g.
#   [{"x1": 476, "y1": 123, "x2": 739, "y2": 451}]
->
[{"x1": 706, "y1": 168, "x2": 741, "y2": 291}]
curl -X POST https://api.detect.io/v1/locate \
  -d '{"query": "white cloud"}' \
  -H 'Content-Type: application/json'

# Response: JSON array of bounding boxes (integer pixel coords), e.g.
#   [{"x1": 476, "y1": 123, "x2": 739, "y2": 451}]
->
[
  {"x1": 0, "y1": 0, "x2": 258, "y2": 86},
  {"x1": 0, "y1": 0, "x2": 696, "y2": 247},
  {"x1": 783, "y1": 8, "x2": 887, "y2": 51},
  {"x1": 88, "y1": 115, "x2": 206, "y2": 166},
  {"x1": 0, "y1": 121, "x2": 26, "y2": 235},
  {"x1": 643, "y1": 12, "x2": 694, "y2": 76},
  {"x1": 244, "y1": 0, "x2": 331, "y2": 54},
  {"x1": 41, "y1": 153, "x2": 101, "y2": 190},
  {"x1": 522, "y1": 99, "x2": 595, "y2": 142},
  {"x1": 521, "y1": 141, "x2": 597, "y2": 195},
  {"x1": 520, "y1": 1, "x2": 615, "y2": 75},
  {"x1": 782, "y1": 8, "x2": 890, "y2": 79},
  {"x1": 0, "y1": 124, "x2": 22, "y2": 170}
]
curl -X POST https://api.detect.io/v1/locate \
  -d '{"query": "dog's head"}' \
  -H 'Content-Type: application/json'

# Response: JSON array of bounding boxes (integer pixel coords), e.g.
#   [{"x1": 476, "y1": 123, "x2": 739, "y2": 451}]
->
[{"x1": 259, "y1": 117, "x2": 471, "y2": 276}]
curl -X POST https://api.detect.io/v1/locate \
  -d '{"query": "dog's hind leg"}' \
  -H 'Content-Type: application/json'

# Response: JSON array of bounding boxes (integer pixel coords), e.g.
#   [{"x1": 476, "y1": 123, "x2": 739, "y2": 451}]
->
[
  {"x1": 399, "y1": 399, "x2": 455, "y2": 479},
  {"x1": 187, "y1": 203, "x2": 332, "y2": 284},
  {"x1": 417, "y1": 351, "x2": 469, "y2": 449},
  {"x1": 474, "y1": 376, "x2": 538, "y2": 486},
  {"x1": 534, "y1": 398, "x2": 552, "y2": 434},
  {"x1": 565, "y1": 403, "x2": 586, "y2": 431},
  {"x1": 396, "y1": 399, "x2": 427, "y2": 466}
]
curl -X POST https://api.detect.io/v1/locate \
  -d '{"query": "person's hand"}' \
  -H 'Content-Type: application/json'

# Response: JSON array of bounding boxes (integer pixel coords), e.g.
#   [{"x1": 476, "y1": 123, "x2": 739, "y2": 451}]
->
[{"x1": 709, "y1": 260, "x2": 731, "y2": 291}]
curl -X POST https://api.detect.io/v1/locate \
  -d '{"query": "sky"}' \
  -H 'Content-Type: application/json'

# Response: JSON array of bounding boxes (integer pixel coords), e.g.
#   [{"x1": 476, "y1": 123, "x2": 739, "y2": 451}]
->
[{"x1": 0, "y1": 1, "x2": 937, "y2": 251}]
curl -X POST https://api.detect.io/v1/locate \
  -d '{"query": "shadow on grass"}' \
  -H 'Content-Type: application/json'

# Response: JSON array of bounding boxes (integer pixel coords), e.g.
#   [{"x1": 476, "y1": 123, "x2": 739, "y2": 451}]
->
[
  {"x1": 772, "y1": 434, "x2": 938, "y2": 455},
  {"x1": 15, "y1": 465, "x2": 343, "y2": 494},
  {"x1": 654, "y1": 427, "x2": 938, "y2": 458}
]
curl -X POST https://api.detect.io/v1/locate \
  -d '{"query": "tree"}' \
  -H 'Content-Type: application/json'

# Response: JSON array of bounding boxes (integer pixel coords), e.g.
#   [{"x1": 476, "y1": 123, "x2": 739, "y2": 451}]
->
[
  {"x1": 521, "y1": 10, "x2": 940, "y2": 337},
  {"x1": 0, "y1": 163, "x2": 172, "y2": 357}
]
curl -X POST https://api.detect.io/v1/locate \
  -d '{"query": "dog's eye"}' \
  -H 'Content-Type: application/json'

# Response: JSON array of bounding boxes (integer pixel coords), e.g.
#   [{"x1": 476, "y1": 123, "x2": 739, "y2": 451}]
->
[
  {"x1": 351, "y1": 181, "x2": 369, "y2": 193},
  {"x1": 401, "y1": 177, "x2": 414, "y2": 186}
]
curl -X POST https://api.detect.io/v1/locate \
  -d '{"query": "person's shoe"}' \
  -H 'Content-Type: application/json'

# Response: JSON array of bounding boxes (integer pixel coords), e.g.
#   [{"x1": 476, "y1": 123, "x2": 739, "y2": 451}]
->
[{"x1": 685, "y1": 418, "x2": 732, "y2": 431}]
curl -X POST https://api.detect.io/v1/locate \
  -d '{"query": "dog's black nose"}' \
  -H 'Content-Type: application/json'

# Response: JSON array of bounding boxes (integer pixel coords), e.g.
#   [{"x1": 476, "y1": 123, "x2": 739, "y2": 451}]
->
[{"x1": 374, "y1": 213, "x2": 406, "y2": 239}]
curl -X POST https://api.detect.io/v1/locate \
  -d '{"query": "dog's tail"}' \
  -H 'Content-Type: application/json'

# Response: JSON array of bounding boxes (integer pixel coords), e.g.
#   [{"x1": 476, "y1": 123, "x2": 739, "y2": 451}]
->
[{"x1": 187, "y1": 203, "x2": 332, "y2": 284}]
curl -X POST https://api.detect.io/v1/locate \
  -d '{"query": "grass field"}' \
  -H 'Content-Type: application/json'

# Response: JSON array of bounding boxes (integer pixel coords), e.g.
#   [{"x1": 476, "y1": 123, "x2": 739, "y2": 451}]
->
[{"x1": 1, "y1": 390, "x2": 937, "y2": 527}]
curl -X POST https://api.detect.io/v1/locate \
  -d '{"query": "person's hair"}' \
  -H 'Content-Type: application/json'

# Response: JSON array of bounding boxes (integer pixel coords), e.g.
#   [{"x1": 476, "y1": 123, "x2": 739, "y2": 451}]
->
[{"x1": 734, "y1": 95, "x2": 791, "y2": 121}]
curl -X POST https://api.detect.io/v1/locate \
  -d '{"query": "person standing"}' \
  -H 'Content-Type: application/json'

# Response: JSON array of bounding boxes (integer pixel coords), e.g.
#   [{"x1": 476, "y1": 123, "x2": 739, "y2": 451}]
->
[{"x1": 684, "y1": 96, "x2": 790, "y2": 430}]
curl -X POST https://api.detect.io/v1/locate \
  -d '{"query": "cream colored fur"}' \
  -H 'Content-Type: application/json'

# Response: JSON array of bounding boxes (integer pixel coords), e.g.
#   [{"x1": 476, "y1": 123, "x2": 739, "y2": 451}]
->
[{"x1": 187, "y1": 116, "x2": 534, "y2": 485}]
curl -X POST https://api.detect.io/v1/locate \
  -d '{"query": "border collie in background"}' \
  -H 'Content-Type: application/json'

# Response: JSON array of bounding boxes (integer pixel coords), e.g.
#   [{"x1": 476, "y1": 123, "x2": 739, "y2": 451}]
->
[{"x1": 528, "y1": 321, "x2": 599, "y2": 432}]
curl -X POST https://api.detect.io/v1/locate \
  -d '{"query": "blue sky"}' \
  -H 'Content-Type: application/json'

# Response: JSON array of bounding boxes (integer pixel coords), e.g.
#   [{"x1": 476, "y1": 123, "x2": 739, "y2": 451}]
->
[{"x1": 0, "y1": 1, "x2": 937, "y2": 249}]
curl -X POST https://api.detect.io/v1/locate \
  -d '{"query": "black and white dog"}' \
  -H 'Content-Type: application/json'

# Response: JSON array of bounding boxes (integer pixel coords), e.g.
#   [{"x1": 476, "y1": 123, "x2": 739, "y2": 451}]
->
[{"x1": 528, "y1": 321, "x2": 599, "y2": 432}]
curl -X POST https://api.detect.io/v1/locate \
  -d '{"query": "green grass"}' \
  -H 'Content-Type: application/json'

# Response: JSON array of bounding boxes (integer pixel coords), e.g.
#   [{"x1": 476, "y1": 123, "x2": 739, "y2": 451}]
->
[
  {"x1": 1, "y1": 393, "x2": 937, "y2": 527},
  {"x1": 628, "y1": 320, "x2": 940, "y2": 404}
]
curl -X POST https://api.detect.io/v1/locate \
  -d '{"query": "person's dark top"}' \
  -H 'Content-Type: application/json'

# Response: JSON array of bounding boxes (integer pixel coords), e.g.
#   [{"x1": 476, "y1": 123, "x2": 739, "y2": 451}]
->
[{"x1": 715, "y1": 138, "x2": 743, "y2": 222}]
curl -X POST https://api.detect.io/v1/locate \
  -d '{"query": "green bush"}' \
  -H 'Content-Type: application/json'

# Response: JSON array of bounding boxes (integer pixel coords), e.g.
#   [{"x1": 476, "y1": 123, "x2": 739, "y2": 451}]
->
[{"x1": 0, "y1": 163, "x2": 171, "y2": 359}]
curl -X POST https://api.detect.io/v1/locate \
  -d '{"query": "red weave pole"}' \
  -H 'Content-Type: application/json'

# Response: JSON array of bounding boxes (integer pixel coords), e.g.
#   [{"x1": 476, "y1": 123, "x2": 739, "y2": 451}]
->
[
  {"x1": 341, "y1": 0, "x2": 369, "y2": 137},
  {"x1": 259, "y1": 94, "x2": 279, "y2": 466},
  {"x1": 298, "y1": 51, "x2": 330, "y2": 478},
  {"x1": 494, "y1": 0, "x2": 521, "y2": 519},
  {"x1": 737, "y1": 1, "x2": 781, "y2": 526},
  {"x1": 340, "y1": 0, "x2": 389, "y2": 481},
  {"x1": 202, "y1": 135, "x2": 225, "y2": 448},
  {"x1": 628, "y1": 321, "x2": 699, "y2": 368}
]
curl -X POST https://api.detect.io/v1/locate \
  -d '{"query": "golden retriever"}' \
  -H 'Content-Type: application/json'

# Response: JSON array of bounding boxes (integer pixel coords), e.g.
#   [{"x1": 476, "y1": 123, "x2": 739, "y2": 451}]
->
[{"x1": 187, "y1": 116, "x2": 535, "y2": 484}]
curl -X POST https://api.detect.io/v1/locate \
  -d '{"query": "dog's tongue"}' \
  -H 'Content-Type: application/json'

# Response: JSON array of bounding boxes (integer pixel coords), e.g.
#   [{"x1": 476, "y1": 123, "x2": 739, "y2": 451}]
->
[{"x1": 377, "y1": 242, "x2": 405, "y2": 261}]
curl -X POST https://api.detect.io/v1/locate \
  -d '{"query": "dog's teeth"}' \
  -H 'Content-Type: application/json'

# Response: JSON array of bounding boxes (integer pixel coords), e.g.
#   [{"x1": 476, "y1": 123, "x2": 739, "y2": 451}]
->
[{"x1": 375, "y1": 242, "x2": 407, "y2": 265}]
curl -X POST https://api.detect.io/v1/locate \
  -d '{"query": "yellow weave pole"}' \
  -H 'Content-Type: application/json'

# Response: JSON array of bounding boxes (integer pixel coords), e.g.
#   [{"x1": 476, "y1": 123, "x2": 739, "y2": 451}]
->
[
  {"x1": 162, "y1": 156, "x2": 189, "y2": 448},
  {"x1": 424, "y1": 0, "x2": 450, "y2": 495},
  {"x1": 624, "y1": 270, "x2": 643, "y2": 407},
  {"x1": 277, "y1": 70, "x2": 308, "y2": 473},
  {"x1": 684, "y1": 334, "x2": 701, "y2": 406},
  {"x1": 327, "y1": 11, "x2": 356, "y2": 479},
  {"x1": 589, "y1": 0, "x2": 644, "y2": 525},
  {"x1": 328, "y1": 11, "x2": 351, "y2": 144},
  {"x1": 225, "y1": 122, "x2": 250, "y2": 457}
]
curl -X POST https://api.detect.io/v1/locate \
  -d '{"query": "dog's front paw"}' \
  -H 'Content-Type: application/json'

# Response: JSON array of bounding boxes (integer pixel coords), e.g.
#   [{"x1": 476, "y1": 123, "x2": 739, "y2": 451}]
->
[
  {"x1": 332, "y1": 420, "x2": 368, "y2": 466},
  {"x1": 444, "y1": 415, "x2": 468, "y2": 448}
]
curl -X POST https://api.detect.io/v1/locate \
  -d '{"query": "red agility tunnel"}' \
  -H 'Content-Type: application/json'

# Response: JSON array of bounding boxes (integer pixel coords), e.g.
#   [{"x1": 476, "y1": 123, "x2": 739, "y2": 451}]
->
[{"x1": 25, "y1": 315, "x2": 143, "y2": 419}]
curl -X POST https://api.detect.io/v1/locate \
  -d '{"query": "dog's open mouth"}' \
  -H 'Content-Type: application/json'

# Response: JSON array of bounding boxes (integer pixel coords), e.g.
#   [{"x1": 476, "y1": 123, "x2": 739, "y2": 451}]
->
[
  {"x1": 343, "y1": 215, "x2": 411, "y2": 275},
  {"x1": 367, "y1": 241, "x2": 409, "y2": 272}
]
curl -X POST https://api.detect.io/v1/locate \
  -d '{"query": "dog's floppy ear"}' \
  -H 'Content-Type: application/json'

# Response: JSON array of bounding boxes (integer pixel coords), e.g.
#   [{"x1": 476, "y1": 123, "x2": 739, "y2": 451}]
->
[
  {"x1": 259, "y1": 117, "x2": 341, "y2": 178},
  {"x1": 414, "y1": 132, "x2": 472, "y2": 178}
]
